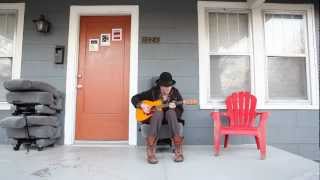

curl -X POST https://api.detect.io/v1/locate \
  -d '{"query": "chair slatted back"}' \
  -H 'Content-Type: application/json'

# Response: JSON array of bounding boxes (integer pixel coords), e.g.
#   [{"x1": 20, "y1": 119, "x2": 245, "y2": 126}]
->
[{"x1": 225, "y1": 91, "x2": 257, "y2": 128}]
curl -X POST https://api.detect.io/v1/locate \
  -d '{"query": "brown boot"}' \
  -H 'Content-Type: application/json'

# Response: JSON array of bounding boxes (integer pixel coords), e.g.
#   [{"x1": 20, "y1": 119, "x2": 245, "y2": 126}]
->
[
  {"x1": 146, "y1": 136, "x2": 158, "y2": 164},
  {"x1": 172, "y1": 136, "x2": 184, "y2": 162}
]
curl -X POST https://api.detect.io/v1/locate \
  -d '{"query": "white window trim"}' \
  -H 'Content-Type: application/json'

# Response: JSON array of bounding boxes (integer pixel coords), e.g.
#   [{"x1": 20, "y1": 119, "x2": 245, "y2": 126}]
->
[
  {"x1": 198, "y1": 1, "x2": 319, "y2": 110},
  {"x1": 0, "y1": 3, "x2": 25, "y2": 110},
  {"x1": 64, "y1": 5, "x2": 139, "y2": 146}
]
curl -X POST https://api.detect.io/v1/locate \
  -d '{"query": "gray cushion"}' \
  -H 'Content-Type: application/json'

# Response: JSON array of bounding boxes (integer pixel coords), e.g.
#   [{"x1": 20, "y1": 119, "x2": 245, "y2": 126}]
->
[
  {"x1": 27, "y1": 116, "x2": 59, "y2": 127},
  {"x1": 35, "y1": 105, "x2": 57, "y2": 115},
  {"x1": 140, "y1": 123, "x2": 183, "y2": 139},
  {"x1": 7, "y1": 91, "x2": 54, "y2": 106},
  {"x1": 3, "y1": 80, "x2": 61, "y2": 98},
  {"x1": 6, "y1": 126, "x2": 61, "y2": 139},
  {"x1": 0, "y1": 115, "x2": 59, "y2": 128},
  {"x1": 53, "y1": 96, "x2": 63, "y2": 110},
  {"x1": 0, "y1": 116, "x2": 24, "y2": 128},
  {"x1": 36, "y1": 138, "x2": 57, "y2": 147},
  {"x1": 4, "y1": 80, "x2": 64, "y2": 110}
]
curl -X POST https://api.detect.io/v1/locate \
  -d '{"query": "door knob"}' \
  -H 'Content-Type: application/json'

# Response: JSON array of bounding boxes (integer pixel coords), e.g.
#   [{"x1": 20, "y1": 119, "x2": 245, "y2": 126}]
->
[
  {"x1": 77, "y1": 84, "x2": 83, "y2": 89},
  {"x1": 77, "y1": 74, "x2": 82, "y2": 79}
]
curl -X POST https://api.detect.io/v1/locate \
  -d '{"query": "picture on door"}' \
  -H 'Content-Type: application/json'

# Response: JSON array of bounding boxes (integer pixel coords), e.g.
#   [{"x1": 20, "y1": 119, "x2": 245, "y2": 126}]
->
[
  {"x1": 100, "y1": 33, "x2": 111, "y2": 46},
  {"x1": 112, "y1": 28, "x2": 122, "y2": 41},
  {"x1": 88, "y1": 38, "x2": 99, "y2": 51}
]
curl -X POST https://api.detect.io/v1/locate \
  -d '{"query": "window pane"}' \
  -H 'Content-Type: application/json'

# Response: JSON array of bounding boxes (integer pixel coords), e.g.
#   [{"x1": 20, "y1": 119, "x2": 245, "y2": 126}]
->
[
  {"x1": 209, "y1": 12, "x2": 249, "y2": 52},
  {"x1": 267, "y1": 57, "x2": 307, "y2": 99},
  {"x1": 0, "y1": 58, "x2": 12, "y2": 101},
  {"x1": 0, "y1": 12, "x2": 17, "y2": 57},
  {"x1": 210, "y1": 55, "x2": 251, "y2": 99},
  {"x1": 265, "y1": 13, "x2": 305, "y2": 54}
]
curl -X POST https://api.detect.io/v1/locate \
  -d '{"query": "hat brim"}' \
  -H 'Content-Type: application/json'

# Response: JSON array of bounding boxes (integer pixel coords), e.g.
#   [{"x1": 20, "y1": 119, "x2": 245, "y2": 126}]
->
[{"x1": 156, "y1": 79, "x2": 176, "y2": 87}]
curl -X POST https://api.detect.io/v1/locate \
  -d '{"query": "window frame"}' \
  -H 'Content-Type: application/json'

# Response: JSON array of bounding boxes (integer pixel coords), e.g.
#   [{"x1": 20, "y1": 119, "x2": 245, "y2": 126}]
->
[
  {"x1": 263, "y1": 11, "x2": 310, "y2": 104},
  {"x1": 207, "y1": 10, "x2": 255, "y2": 103},
  {"x1": 0, "y1": 3, "x2": 25, "y2": 110},
  {"x1": 198, "y1": 1, "x2": 319, "y2": 109}
]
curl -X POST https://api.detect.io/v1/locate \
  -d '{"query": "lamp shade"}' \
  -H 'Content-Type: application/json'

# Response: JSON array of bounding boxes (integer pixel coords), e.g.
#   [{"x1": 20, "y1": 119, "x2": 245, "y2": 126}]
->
[{"x1": 32, "y1": 14, "x2": 50, "y2": 33}]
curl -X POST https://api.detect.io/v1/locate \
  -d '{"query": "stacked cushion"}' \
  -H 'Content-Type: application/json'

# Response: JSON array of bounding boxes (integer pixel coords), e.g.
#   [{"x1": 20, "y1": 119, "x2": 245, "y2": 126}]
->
[
  {"x1": 4, "y1": 80, "x2": 63, "y2": 110},
  {"x1": 0, "y1": 116, "x2": 59, "y2": 128},
  {"x1": 0, "y1": 79, "x2": 63, "y2": 150},
  {"x1": 6, "y1": 126, "x2": 61, "y2": 139}
]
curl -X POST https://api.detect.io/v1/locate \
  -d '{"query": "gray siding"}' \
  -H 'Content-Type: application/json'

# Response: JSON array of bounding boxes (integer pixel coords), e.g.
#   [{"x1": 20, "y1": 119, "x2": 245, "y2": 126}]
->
[
  {"x1": 0, "y1": 0, "x2": 138, "y2": 145},
  {"x1": 138, "y1": 0, "x2": 320, "y2": 161},
  {"x1": 0, "y1": 0, "x2": 319, "y2": 160}
]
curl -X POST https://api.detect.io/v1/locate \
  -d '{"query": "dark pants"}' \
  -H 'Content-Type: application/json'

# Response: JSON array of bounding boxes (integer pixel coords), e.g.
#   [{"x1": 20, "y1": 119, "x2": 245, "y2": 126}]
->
[{"x1": 148, "y1": 109, "x2": 180, "y2": 138}]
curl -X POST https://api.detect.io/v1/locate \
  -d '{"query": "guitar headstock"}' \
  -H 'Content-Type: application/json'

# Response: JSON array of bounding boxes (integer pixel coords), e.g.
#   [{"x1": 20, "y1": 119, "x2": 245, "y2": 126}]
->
[{"x1": 183, "y1": 99, "x2": 198, "y2": 105}]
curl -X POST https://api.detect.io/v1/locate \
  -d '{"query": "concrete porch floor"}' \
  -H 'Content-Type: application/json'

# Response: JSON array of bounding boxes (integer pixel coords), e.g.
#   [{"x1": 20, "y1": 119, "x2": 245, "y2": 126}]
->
[{"x1": 0, "y1": 144, "x2": 318, "y2": 180}]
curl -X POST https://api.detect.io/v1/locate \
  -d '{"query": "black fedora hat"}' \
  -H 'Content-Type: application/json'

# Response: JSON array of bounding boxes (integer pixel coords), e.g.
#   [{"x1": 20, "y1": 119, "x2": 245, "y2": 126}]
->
[{"x1": 156, "y1": 72, "x2": 176, "y2": 87}]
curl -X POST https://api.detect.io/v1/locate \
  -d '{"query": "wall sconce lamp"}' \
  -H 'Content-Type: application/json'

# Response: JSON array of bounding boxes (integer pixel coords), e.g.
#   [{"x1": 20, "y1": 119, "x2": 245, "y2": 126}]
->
[{"x1": 32, "y1": 14, "x2": 50, "y2": 33}]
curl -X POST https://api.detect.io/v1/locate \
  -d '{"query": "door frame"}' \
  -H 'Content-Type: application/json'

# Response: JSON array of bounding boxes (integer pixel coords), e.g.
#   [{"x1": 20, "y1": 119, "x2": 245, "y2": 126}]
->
[{"x1": 64, "y1": 5, "x2": 139, "y2": 145}]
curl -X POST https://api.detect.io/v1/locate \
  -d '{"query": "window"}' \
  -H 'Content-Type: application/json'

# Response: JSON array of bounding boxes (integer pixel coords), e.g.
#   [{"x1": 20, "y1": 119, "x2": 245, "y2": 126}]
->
[
  {"x1": 264, "y1": 13, "x2": 309, "y2": 101},
  {"x1": 0, "y1": 3, "x2": 24, "y2": 110},
  {"x1": 0, "y1": 11, "x2": 16, "y2": 102},
  {"x1": 198, "y1": 2, "x2": 319, "y2": 109},
  {"x1": 208, "y1": 12, "x2": 252, "y2": 101}
]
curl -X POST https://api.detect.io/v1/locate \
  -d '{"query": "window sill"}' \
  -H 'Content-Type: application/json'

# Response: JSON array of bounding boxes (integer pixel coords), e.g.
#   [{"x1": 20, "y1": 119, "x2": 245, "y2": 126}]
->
[
  {"x1": 0, "y1": 102, "x2": 11, "y2": 110},
  {"x1": 200, "y1": 103, "x2": 319, "y2": 110}
]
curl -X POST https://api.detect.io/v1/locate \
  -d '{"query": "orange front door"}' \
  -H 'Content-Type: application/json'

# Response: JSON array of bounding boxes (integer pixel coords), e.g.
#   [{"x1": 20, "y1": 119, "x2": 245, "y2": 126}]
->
[{"x1": 75, "y1": 16, "x2": 130, "y2": 140}]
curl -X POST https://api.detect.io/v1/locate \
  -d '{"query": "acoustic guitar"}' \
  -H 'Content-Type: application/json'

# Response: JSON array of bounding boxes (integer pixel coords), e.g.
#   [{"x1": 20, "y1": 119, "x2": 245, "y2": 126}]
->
[{"x1": 136, "y1": 99, "x2": 198, "y2": 122}]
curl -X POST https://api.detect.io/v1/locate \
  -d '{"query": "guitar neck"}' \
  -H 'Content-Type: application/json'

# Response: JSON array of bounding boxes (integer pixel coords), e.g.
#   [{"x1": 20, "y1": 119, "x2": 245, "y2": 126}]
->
[{"x1": 160, "y1": 100, "x2": 184, "y2": 108}]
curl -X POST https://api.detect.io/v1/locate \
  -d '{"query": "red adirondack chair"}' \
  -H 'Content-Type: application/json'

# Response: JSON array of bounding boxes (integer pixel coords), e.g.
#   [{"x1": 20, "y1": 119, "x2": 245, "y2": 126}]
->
[{"x1": 211, "y1": 91, "x2": 269, "y2": 159}]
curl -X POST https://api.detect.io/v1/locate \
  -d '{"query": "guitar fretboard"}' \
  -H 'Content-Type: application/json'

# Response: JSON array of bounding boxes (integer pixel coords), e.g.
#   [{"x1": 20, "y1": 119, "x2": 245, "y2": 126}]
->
[{"x1": 159, "y1": 101, "x2": 184, "y2": 108}]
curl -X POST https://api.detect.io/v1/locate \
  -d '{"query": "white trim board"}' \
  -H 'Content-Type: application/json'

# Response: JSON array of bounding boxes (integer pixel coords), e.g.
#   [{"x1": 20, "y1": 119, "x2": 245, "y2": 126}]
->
[
  {"x1": 64, "y1": 5, "x2": 139, "y2": 145},
  {"x1": 0, "y1": 3, "x2": 25, "y2": 110}
]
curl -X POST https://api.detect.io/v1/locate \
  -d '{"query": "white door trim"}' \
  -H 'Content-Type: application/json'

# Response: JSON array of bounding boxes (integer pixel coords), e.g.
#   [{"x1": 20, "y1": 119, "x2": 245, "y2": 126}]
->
[{"x1": 64, "y1": 5, "x2": 139, "y2": 145}]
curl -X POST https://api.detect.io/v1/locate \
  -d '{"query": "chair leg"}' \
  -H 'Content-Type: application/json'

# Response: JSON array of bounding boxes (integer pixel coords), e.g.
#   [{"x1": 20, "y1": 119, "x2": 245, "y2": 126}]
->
[
  {"x1": 224, "y1": 135, "x2": 229, "y2": 148},
  {"x1": 214, "y1": 131, "x2": 221, "y2": 156},
  {"x1": 255, "y1": 136, "x2": 260, "y2": 150},
  {"x1": 259, "y1": 131, "x2": 266, "y2": 160}
]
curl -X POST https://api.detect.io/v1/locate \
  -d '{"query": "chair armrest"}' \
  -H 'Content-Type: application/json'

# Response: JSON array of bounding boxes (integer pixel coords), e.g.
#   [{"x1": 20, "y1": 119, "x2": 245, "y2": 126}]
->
[{"x1": 256, "y1": 112, "x2": 269, "y2": 128}]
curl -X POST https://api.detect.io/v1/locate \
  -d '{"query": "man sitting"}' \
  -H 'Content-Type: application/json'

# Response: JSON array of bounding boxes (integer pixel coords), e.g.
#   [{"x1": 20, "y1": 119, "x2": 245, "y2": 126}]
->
[{"x1": 131, "y1": 72, "x2": 184, "y2": 164}]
